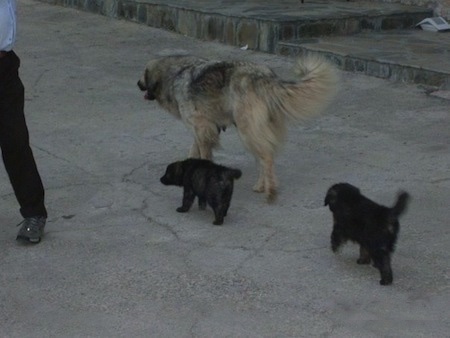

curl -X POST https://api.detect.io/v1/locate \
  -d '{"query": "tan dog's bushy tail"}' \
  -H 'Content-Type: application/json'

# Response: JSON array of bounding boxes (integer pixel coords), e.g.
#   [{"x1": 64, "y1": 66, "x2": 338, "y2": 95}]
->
[
  {"x1": 269, "y1": 55, "x2": 338, "y2": 122},
  {"x1": 231, "y1": 55, "x2": 338, "y2": 203}
]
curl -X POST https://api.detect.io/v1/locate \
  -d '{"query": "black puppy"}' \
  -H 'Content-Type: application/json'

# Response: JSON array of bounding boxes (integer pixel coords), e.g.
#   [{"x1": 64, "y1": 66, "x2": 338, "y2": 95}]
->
[
  {"x1": 324, "y1": 183, "x2": 410, "y2": 285},
  {"x1": 160, "y1": 159, "x2": 242, "y2": 225}
]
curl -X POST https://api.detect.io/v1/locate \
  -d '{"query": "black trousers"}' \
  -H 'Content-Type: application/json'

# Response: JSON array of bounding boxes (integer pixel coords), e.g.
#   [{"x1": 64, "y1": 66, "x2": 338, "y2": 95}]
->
[{"x1": 0, "y1": 51, "x2": 47, "y2": 219}]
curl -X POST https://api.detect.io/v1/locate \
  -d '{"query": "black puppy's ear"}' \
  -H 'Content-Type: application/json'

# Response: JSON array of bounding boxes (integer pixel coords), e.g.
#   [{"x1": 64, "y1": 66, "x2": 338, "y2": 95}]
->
[
  {"x1": 174, "y1": 161, "x2": 184, "y2": 176},
  {"x1": 324, "y1": 189, "x2": 337, "y2": 206}
]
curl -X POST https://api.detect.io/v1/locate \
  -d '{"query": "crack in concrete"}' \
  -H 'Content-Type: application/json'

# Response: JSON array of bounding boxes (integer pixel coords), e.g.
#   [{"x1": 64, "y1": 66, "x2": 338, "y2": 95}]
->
[{"x1": 33, "y1": 144, "x2": 99, "y2": 177}]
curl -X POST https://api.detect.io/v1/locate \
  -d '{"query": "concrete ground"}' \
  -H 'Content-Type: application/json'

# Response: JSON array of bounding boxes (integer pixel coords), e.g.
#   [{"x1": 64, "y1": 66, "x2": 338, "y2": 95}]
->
[{"x1": 1, "y1": 0, "x2": 449, "y2": 336}]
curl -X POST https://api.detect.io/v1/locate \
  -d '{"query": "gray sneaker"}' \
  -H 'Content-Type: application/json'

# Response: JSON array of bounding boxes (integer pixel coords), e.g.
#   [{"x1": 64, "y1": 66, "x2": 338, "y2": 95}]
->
[{"x1": 16, "y1": 217, "x2": 46, "y2": 243}]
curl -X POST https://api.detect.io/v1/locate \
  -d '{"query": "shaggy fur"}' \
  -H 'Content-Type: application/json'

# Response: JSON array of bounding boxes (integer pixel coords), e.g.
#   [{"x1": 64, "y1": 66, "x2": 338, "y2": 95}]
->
[
  {"x1": 138, "y1": 55, "x2": 337, "y2": 203},
  {"x1": 160, "y1": 158, "x2": 242, "y2": 225},
  {"x1": 324, "y1": 183, "x2": 410, "y2": 285}
]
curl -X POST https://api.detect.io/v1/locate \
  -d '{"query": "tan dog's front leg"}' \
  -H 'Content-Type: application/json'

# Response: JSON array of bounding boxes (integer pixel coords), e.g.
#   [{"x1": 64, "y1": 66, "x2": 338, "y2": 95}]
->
[
  {"x1": 197, "y1": 142, "x2": 213, "y2": 160},
  {"x1": 191, "y1": 119, "x2": 219, "y2": 160},
  {"x1": 188, "y1": 143, "x2": 200, "y2": 158},
  {"x1": 253, "y1": 157, "x2": 277, "y2": 203}
]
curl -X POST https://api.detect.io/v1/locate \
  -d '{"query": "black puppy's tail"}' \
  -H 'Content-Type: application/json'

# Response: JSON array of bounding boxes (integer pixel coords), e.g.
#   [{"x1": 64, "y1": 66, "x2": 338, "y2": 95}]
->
[
  {"x1": 226, "y1": 169, "x2": 242, "y2": 180},
  {"x1": 390, "y1": 191, "x2": 410, "y2": 218}
]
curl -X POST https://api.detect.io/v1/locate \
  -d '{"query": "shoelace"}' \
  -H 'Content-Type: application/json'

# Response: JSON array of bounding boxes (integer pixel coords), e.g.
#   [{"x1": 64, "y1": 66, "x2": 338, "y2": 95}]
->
[
  {"x1": 16, "y1": 217, "x2": 44, "y2": 229},
  {"x1": 16, "y1": 219, "x2": 26, "y2": 227}
]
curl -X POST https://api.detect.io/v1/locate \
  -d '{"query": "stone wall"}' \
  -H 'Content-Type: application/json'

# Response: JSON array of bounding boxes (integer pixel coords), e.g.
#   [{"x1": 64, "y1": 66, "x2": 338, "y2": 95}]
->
[
  {"x1": 39, "y1": 0, "x2": 119, "y2": 16},
  {"x1": 39, "y1": 0, "x2": 432, "y2": 53},
  {"x1": 367, "y1": 0, "x2": 450, "y2": 19}
]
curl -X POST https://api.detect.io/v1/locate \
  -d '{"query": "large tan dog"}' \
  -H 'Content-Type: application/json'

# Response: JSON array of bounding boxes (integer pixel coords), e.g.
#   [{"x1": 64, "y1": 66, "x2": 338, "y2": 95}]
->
[{"x1": 138, "y1": 55, "x2": 337, "y2": 202}]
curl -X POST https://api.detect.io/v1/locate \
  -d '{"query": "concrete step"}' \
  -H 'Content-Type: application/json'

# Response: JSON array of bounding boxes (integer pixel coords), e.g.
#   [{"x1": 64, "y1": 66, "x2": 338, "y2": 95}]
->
[
  {"x1": 113, "y1": 0, "x2": 433, "y2": 53},
  {"x1": 277, "y1": 29, "x2": 450, "y2": 89},
  {"x1": 40, "y1": 0, "x2": 445, "y2": 88}
]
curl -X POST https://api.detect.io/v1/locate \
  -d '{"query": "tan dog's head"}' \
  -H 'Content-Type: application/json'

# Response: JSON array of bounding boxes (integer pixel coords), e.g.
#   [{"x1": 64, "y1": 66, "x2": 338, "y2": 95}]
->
[{"x1": 137, "y1": 59, "x2": 162, "y2": 101}]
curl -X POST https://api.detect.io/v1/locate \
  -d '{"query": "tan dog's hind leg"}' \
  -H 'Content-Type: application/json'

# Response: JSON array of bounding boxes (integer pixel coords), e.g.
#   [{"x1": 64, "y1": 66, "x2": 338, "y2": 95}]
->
[
  {"x1": 250, "y1": 155, "x2": 278, "y2": 203},
  {"x1": 261, "y1": 155, "x2": 277, "y2": 203},
  {"x1": 252, "y1": 157, "x2": 277, "y2": 203},
  {"x1": 234, "y1": 98, "x2": 281, "y2": 203},
  {"x1": 253, "y1": 166, "x2": 265, "y2": 193}
]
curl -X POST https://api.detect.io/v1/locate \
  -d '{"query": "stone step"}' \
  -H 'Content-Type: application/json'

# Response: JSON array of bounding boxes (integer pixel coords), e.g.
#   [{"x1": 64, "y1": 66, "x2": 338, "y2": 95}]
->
[
  {"x1": 106, "y1": 0, "x2": 430, "y2": 53},
  {"x1": 277, "y1": 29, "x2": 450, "y2": 89},
  {"x1": 40, "y1": 0, "x2": 445, "y2": 88}
]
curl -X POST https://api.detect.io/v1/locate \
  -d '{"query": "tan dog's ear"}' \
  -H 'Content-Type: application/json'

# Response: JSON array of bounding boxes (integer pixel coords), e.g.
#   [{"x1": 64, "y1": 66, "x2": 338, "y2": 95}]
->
[
  {"x1": 144, "y1": 68, "x2": 161, "y2": 100},
  {"x1": 138, "y1": 60, "x2": 161, "y2": 99},
  {"x1": 137, "y1": 73, "x2": 147, "y2": 91},
  {"x1": 138, "y1": 66, "x2": 153, "y2": 91}
]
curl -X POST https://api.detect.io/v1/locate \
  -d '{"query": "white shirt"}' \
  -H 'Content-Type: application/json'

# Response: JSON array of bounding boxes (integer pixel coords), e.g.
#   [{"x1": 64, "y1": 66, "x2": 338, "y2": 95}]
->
[{"x1": 0, "y1": 0, "x2": 17, "y2": 51}]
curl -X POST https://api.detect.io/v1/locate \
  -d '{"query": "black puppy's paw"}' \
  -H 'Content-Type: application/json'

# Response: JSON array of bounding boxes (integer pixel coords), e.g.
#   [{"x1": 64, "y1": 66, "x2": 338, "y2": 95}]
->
[
  {"x1": 330, "y1": 234, "x2": 343, "y2": 253},
  {"x1": 379, "y1": 271, "x2": 393, "y2": 285},
  {"x1": 176, "y1": 206, "x2": 189, "y2": 213},
  {"x1": 357, "y1": 257, "x2": 371, "y2": 265},
  {"x1": 380, "y1": 278, "x2": 393, "y2": 286},
  {"x1": 331, "y1": 244, "x2": 340, "y2": 253},
  {"x1": 213, "y1": 219, "x2": 224, "y2": 226}
]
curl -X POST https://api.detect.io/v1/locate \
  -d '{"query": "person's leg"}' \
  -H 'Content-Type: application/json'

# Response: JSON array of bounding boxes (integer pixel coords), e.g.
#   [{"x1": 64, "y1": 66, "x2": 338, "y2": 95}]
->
[{"x1": 0, "y1": 51, "x2": 47, "y2": 242}]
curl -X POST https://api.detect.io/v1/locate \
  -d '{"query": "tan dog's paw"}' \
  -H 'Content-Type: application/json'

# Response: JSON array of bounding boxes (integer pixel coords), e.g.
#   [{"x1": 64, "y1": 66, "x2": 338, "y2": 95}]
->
[
  {"x1": 252, "y1": 182, "x2": 265, "y2": 193},
  {"x1": 266, "y1": 188, "x2": 277, "y2": 204}
]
